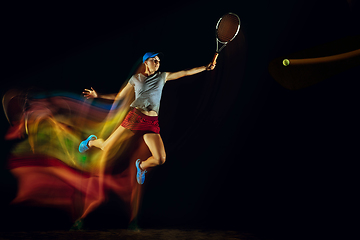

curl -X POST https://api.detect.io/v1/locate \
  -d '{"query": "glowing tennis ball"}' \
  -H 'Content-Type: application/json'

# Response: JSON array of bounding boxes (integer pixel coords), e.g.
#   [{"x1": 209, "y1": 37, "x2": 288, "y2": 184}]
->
[{"x1": 283, "y1": 59, "x2": 290, "y2": 66}]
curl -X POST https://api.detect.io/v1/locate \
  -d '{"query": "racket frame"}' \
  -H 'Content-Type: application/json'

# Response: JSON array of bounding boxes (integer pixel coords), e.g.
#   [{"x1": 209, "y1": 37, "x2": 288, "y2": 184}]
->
[{"x1": 212, "y1": 12, "x2": 240, "y2": 64}]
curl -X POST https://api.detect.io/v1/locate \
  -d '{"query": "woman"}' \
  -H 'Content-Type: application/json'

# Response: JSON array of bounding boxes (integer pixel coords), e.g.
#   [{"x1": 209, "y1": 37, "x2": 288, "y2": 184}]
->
[{"x1": 80, "y1": 52, "x2": 216, "y2": 184}]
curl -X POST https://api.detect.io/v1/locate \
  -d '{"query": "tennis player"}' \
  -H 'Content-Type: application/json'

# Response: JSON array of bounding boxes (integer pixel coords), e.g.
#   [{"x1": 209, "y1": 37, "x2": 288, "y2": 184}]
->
[{"x1": 80, "y1": 52, "x2": 215, "y2": 184}]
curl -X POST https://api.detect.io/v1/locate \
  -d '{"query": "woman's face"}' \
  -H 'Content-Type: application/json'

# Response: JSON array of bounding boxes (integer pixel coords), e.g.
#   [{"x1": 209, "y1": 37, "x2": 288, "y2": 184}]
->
[{"x1": 145, "y1": 56, "x2": 160, "y2": 73}]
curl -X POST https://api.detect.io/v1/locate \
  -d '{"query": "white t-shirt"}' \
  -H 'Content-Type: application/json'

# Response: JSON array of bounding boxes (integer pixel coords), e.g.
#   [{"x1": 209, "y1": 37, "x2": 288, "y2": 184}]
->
[{"x1": 129, "y1": 72, "x2": 166, "y2": 114}]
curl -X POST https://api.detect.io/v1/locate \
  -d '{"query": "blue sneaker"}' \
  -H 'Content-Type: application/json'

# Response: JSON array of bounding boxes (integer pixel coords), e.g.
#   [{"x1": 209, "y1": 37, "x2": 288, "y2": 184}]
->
[
  {"x1": 135, "y1": 159, "x2": 147, "y2": 184},
  {"x1": 79, "y1": 135, "x2": 97, "y2": 153}
]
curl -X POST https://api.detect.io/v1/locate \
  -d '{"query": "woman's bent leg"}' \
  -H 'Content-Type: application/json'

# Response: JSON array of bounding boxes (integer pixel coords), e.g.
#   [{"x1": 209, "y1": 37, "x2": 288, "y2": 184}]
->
[
  {"x1": 140, "y1": 133, "x2": 166, "y2": 170},
  {"x1": 89, "y1": 125, "x2": 134, "y2": 151}
]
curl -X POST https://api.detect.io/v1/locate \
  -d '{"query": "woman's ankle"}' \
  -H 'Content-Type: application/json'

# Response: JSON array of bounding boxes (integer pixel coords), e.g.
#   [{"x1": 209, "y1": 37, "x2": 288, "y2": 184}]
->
[{"x1": 89, "y1": 139, "x2": 105, "y2": 150}]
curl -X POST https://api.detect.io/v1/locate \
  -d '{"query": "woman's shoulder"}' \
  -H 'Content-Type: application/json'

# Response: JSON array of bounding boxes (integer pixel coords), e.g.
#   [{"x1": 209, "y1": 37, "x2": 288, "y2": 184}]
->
[
  {"x1": 158, "y1": 72, "x2": 167, "y2": 78},
  {"x1": 131, "y1": 73, "x2": 146, "y2": 80}
]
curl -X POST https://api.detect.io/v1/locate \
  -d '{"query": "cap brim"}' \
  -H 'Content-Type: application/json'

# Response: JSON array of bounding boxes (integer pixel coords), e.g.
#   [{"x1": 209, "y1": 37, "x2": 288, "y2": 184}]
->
[
  {"x1": 143, "y1": 52, "x2": 164, "y2": 62},
  {"x1": 151, "y1": 52, "x2": 164, "y2": 59}
]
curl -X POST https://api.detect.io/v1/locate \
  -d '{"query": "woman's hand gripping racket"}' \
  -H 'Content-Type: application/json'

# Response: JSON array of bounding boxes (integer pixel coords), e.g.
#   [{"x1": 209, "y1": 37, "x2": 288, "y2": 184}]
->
[{"x1": 212, "y1": 12, "x2": 241, "y2": 65}]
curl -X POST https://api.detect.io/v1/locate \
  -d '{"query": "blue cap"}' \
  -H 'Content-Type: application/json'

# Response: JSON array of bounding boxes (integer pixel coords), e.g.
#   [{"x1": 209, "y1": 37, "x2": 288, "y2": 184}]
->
[{"x1": 142, "y1": 52, "x2": 161, "y2": 63}]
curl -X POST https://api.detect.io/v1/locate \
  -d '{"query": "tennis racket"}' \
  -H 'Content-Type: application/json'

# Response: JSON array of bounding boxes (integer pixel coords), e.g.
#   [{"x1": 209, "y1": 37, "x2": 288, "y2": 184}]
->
[{"x1": 212, "y1": 12, "x2": 241, "y2": 65}]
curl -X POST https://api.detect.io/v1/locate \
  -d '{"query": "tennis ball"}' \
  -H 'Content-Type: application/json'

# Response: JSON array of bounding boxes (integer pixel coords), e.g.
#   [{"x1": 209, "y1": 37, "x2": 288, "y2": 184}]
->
[{"x1": 283, "y1": 59, "x2": 290, "y2": 66}]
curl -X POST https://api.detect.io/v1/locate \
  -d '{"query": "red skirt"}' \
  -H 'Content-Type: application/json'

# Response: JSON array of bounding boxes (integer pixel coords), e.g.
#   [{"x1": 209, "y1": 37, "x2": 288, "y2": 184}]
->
[{"x1": 121, "y1": 108, "x2": 160, "y2": 134}]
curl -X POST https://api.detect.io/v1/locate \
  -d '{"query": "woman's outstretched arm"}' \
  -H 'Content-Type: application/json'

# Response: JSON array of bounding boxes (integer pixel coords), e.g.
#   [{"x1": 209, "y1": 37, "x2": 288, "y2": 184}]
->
[
  {"x1": 83, "y1": 87, "x2": 116, "y2": 100},
  {"x1": 83, "y1": 83, "x2": 133, "y2": 100},
  {"x1": 165, "y1": 62, "x2": 216, "y2": 82}
]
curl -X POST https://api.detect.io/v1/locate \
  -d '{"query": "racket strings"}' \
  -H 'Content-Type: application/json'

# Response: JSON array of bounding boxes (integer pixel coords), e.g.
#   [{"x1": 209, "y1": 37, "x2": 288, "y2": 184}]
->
[{"x1": 217, "y1": 14, "x2": 240, "y2": 42}]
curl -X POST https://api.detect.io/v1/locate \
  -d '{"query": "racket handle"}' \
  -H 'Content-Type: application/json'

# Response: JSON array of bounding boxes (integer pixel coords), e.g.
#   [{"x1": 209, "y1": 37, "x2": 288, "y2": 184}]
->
[{"x1": 212, "y1": 53, "x2": 219, "y2": 65}]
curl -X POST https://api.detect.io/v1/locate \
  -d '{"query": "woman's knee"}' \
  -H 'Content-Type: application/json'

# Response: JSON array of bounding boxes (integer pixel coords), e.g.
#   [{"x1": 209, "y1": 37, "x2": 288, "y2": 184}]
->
[
  {"x1": 159, "y1": 154, "x2": 166, "y2": 165},
  {"x1": 154, "y1": 153, "x2": 166, "y2": 165}
]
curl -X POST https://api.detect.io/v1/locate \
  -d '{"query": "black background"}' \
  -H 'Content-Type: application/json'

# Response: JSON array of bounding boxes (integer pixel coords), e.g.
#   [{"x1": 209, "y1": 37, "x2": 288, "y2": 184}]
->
[{"x1": 1, "y1": 0, "x2": 359, "y2": 239}]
